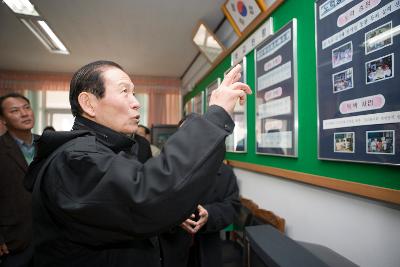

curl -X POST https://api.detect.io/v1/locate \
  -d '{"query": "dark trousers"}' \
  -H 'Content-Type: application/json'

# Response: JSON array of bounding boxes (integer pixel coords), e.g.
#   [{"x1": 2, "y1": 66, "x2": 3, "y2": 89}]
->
[{"x1": 0, "y1": 244, "x2": 33, "y2": 267}]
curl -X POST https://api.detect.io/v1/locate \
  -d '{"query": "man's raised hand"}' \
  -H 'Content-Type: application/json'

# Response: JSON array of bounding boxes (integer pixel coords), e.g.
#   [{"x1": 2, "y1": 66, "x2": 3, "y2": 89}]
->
[{"x1": 209, "y1": 64, "x2": 252, "y2": 115}]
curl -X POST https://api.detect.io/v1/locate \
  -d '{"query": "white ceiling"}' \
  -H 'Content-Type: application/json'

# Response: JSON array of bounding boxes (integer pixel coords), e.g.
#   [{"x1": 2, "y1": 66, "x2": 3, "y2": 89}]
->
[{"x1": 0, "y1": 0, "x2": 226, "y2": 77}]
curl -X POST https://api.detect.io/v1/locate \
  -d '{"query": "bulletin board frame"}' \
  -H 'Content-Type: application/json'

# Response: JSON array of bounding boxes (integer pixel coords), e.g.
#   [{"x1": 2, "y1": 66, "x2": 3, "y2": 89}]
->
[
  {"x1": 205, "y1": 78, "x2": 221, "y2": 109},
  {"x1": 315, "y1": 0, "x2": 400, "y2": 166},
  {"x1": 254, "y1": 19, "x2": 298, "y2": 157},
  {"x1": 183, "y1": 0, "x2": 400, "y2": 204},
  {"x1": 183, "y1": 98, "x2": 193, "y2": 116},
  {"x1": 193, "y1": 91, "x2": 204, "y2": 115},
  {"x1": 225, "y1": 57, "x2": 248, "y2": 153}
]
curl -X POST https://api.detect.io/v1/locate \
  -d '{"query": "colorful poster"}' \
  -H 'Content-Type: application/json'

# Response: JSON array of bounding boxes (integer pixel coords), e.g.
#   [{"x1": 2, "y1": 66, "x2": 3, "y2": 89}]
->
[
  {"x1": 255, "y1": 19, "x2": 298, "y2": 156},
  {"x1": 316, "y1": 0, "x2": 400, "y2": 165}
]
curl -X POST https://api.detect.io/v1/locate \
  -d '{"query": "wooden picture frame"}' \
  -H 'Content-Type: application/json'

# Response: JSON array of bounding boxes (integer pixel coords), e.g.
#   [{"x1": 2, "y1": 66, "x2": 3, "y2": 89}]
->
[
  {"x1": 222, "y1": 0, "x2": 263, "y2": 36},
  {"x1": 257, "y1": 0, "x2": 281, "y2": 12}
]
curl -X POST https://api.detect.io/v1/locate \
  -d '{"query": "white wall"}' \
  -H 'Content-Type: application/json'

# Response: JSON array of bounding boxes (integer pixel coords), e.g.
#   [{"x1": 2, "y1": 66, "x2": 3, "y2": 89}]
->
[{"x1": 234, "y1": 168, "x2": 400, "y2": 267}]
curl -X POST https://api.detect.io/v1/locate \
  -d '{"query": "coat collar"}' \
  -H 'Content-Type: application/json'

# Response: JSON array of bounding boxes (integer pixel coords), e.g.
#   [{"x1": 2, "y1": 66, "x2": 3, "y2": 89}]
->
[{"x1": 72, "y1": 116, "x2": 136, "y2": 153}]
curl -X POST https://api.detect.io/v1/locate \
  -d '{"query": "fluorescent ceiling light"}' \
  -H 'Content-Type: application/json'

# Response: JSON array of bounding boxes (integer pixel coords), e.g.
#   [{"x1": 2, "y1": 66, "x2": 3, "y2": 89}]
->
[
  {"x1": 4, "y1": 0, "x2": 69, "y2": 54},
  {"x1": 37, "y1": 20, "x2": 68, "y2": 53},
  {"x1": 20, "y1": 18, "x2": 69, "y2": 54},
  {"x1": 3, "y1": 0, "x2": 39, "y2": 16}
]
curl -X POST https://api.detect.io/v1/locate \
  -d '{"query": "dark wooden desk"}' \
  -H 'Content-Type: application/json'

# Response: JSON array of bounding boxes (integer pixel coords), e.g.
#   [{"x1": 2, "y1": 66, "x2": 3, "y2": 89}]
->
[{"x1": 245, "y1": 225, "x2": 329, "y2": 267}]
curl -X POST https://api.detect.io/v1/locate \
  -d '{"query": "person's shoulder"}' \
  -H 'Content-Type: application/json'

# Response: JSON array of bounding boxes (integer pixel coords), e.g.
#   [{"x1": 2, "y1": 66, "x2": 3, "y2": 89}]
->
[
  {"x1": 64, "y1": 134, "x2": 98, "y2": 152},
  {"x1": 41, "y1": 133, "x2": 98, "y2": 159},
  {"x1": 0, "y1": 131, "x2": 15, "y2": 148}
]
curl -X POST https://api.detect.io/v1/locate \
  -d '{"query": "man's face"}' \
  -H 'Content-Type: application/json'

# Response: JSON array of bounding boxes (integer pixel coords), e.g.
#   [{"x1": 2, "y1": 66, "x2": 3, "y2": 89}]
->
[
  {"x1": 93, "y1": 67, "x2": 141, "y2": 134},
  {"x1": 0, "y1": 97, "x2": 35, "y2": 132}
]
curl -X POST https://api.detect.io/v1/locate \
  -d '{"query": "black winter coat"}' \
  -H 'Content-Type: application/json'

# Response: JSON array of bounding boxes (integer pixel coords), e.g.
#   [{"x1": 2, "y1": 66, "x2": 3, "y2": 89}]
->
[
  {"x1": 0, "y1": 132, "x2": 39, "y2": 252},
  {"x1": 24, "y1": 106, "x2": 234, "y2": 267},
  {"x1": 160, "y1": 163, "x2": 240, "y2": 267}
]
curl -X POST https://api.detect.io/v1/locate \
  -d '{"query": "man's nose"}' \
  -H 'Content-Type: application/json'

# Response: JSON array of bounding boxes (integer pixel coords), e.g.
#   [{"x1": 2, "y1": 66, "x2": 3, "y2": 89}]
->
[
  {"x1": 20, "y1": 108, "x2": 29, "y2": 116},
  {"x1": 130, "y1": 95, "x2": 141, "y2": 110}
]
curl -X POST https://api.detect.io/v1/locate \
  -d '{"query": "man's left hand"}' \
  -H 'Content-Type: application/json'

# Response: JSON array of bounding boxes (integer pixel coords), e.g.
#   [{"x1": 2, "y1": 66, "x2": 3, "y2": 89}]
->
[{"x1": 180, "y1": 205, "x2": 209, "y2": 234}]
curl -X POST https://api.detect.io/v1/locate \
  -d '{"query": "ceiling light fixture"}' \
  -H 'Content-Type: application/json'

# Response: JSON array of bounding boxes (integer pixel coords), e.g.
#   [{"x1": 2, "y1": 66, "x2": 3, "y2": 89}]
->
[
  {"x1": 20, "y1": 18, "x2": 69, "y2": 54},
  {"x1": 3, "y1": 0, "x2": 69, "y2": 54},
  {"x1": 3, "y1": 0, "x2": 39, "y2": 16}
]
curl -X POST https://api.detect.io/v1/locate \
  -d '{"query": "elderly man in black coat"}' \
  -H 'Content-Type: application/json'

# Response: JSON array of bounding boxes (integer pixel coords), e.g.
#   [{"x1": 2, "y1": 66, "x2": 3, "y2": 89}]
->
[{"x1": 25, "y1": 60, "x2": 251, "y2": 267}]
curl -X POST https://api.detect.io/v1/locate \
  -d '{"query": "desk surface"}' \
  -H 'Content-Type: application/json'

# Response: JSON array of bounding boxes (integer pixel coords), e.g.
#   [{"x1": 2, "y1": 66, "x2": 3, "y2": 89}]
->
[{"x1": 245, "y1": 225, "x2": 329, "y2": 267}]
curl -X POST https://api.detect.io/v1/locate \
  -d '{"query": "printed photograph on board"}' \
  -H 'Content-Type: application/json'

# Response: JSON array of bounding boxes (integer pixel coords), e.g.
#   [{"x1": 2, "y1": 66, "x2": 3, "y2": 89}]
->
[
  {"x1": 334, "y1": 132, "x2": 355, "y2": 153},
  {"x1": 366, "y1": 130, "x2": 395, "y2": 155},
  {"x1": 332, "y1": 41, "x2": 353, "y2": 68},
  {"x1": 366, "y1": 53, "x2": 394, "y2": 84},
  {"x1": 365, "y1": 21, "x2": 393, "y2": 55},
  {"x1": 332, "y1": 67, "x2": 354, "y2": 93}
]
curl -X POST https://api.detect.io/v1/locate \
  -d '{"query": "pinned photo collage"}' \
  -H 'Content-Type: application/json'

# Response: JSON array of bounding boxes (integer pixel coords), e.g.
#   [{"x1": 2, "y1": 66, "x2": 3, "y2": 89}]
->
[
  {"x1": 332, "y1": 41, "x2": 353, "y2": 68},
  {"x1": 330, "y1": 41, "x2": 354, "y2": 93},
  {"x1": 328, "y1": 19, "x2": 396, "y2": 93},
  {"x1": 332, "y1": 67, "x2": 353, "y2": 93},
  {"x1": 334, "y1": 132, "x2": 354, "y2": 153},
  {"x1": 365, "y1": 53, "x2": 394, "y2": 84},
  {"x1": 333, "y1": 130, "x2": 396, "y2": 155},
  {"x1": 317, "y1": 0, "x2": 399, "y2": 165},
  {"x1": 364, "y1": 21, "x2": 395, "y2": 85},
  {"x1": 365, "y1": 21, "x2": 393, "y2": 55},
  {"x1": 366, "y1": 130, "x2": 395, "y2": 155}
]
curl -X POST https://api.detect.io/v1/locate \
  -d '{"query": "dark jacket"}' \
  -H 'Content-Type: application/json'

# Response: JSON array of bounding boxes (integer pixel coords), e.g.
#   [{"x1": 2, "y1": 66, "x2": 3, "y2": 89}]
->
[
  {"x1": 0, "y1": 132, "x2": 38, "y2": 252},
  {"x1": 160, "y1": 163, "x2": 240, "y2": 267},
  {"x1": 133, "y1": 134, "x2": 153, "y2": 163},
  {"x1": 25, "y1": 105, "x2": 234, "y2": 267}
]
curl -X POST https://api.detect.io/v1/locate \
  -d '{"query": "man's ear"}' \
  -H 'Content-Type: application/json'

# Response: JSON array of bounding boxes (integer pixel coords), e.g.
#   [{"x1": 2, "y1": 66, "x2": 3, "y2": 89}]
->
[{"x1": 77, "y1": 92, "x2": 97, "y2": 117}]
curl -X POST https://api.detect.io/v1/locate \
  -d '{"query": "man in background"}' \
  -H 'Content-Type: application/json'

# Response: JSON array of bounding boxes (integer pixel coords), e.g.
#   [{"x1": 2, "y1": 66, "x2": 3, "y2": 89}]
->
[
  {"x1": 0, "y1": 93, "x2": 37, "y2": 267},
  {"x1": 137, "y1": 124, "x2": 161, "y2": 156},
  {"x1": 160, "y1": 116, "x2": 240, "y2": 267},
  {"x1": 0, "y1": 120, "x2": 6, "y2": 136}
]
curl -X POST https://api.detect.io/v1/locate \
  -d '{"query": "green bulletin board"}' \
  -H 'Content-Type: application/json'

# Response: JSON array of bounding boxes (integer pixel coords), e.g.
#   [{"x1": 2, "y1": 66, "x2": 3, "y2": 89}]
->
[{"x1": 183, "y1": 0, "x2": 400, "y2": 203}]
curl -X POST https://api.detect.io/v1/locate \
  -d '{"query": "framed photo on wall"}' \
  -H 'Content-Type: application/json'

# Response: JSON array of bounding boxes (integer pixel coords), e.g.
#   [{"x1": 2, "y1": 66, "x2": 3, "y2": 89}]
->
[
  {"x1": 225, "y1": 57, "x2": 248, "y2": 153},
  {"x1": 193, "y1": 91, "x2": 204, "y2": 114},
  {"x1": 205, "y1": 78, "x2": 221, "y2": 109},
  {"x1": 184, "y1": 99, "x2": 193, "y2": 115},
  {"x1": 255, "y1": 19, "x2": 298, "y2": 157},
  {"x1": 222, "y1": 0, "x2": 263, "y2": 36}
]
